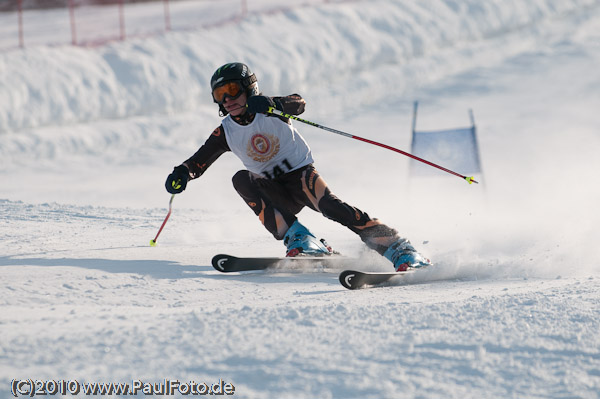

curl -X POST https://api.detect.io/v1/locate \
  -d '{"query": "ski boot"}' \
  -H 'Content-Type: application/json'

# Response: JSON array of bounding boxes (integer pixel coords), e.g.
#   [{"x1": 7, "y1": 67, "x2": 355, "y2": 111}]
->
[
  {"x1": 284, "y1": 220, "x2": 334, "y2": 257},
  {"x1": 383, "y1": 238, "x2": 431, "y2": 271}
]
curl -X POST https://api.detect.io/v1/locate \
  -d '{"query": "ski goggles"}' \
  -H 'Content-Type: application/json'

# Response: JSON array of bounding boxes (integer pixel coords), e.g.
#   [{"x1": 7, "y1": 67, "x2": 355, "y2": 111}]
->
[{"x1": 212, "y1": 81, "x2": 244, "y2": 104}]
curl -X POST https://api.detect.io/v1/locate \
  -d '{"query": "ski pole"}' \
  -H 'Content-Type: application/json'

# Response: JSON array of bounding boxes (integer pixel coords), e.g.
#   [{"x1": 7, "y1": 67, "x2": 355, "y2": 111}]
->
[
  {"x1": 267, "y1": 107, "x2": 478, "y2": 184},
  {"x1": 150, "y1": 193, "x2": 176, "y2": 246}
]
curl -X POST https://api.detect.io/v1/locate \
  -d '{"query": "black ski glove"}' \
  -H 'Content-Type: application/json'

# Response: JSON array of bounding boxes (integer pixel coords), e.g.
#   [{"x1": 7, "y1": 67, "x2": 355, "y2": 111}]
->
[
  {"x1": 246, "y1": 95, "x2": 276, "y2": 114},
  {"x1": 165, "y1": 164, "x2": 189, "y2": 194}
]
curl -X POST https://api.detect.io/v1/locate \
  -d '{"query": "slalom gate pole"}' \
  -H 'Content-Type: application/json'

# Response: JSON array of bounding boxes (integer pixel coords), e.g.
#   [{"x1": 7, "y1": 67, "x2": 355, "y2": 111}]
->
[
  {"x1": 266, "y1": 107, "x2": 478, "y2": 184},
  {"x1": 150, "y1": 193, "x2": 176, "y2": 246}
]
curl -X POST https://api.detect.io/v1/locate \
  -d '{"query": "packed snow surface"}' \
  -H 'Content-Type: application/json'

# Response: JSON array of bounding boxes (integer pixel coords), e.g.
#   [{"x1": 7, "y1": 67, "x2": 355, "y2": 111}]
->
[{"x1": 1, "y1": 0, "x2": 599, "y2": 398}]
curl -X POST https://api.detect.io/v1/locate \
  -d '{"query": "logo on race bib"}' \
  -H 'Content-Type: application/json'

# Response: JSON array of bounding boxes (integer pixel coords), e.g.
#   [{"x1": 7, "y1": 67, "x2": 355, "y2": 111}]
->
[{"x1": 247, "y1": 133, "x2": 280, "y2": 162}]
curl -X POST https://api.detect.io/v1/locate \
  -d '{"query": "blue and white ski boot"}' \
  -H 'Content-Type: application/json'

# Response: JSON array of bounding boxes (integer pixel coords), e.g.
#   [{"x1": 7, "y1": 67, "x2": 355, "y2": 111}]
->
[
  {"x1": 284, "y1": 220, "x2": 333, "y2": 257},
  {"x1": 383, "y1": 238, "x2": 431, "y2": 271}
]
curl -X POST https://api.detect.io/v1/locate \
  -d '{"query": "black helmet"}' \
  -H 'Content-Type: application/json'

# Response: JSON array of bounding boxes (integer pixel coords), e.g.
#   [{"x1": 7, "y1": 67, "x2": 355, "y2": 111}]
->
[{"x1": 210, "y1": 62, "x2": 259, "y2": 115}]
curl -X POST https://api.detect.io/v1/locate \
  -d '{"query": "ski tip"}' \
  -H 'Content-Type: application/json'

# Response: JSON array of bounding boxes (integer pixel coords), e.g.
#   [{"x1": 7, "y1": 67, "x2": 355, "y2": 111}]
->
[
  {"x1": 339, "y1": 269, "x2": 407, "y2": 290},
  {"x1": 211, "y1": 254, "x2": 239, "y2": 272},
  {"x1": 339, "y1": 270, "x2": 361, "y2": 290}
]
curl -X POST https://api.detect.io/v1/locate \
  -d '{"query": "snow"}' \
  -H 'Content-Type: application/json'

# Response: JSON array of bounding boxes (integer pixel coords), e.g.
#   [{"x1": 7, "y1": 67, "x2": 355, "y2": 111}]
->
[{"x1": 1, "y1": 0, "x2": 600, "y2": 397}]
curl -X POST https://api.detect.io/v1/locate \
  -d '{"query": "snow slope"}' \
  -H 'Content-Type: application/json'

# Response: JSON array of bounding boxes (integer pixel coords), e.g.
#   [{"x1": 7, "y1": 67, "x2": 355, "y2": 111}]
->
[{"x1": 1, "y1": 0, "x2": 600, "y2": 398}]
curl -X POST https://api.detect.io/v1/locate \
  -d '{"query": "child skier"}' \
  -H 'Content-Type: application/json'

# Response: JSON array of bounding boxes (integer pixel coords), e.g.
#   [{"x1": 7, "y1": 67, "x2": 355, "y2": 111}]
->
[{"x1": 164, "y1": 62, "x2": 430, "y2": 271}]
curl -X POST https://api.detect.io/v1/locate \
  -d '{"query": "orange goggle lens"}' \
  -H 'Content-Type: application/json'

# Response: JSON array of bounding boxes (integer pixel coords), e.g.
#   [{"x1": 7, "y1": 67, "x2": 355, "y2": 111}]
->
[{"x1": 212, "y1": 82, "x2": 243, "y2": 103}]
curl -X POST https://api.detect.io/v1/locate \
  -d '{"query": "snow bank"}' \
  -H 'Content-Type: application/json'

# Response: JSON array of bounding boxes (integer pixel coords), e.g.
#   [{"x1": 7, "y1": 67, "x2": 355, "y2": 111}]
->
[{"x1": 1, "y1": 0, "x2": 597, "y2": 133}]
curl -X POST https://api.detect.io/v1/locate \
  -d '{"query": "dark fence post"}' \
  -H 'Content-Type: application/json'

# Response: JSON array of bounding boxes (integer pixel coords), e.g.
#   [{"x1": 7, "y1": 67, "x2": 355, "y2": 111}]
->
[
  {"x1": 164, "y1": 0, "x2": 171, "y2": 31},
  {"x1": 69, "y1": 0, "x2": 77, "y2": 45},
  {"x1": 17, "y1": 0, "x2": 24, "y2": 48},
  {"x1": 119, "y1": 0, "x2": 126, "y2": 41},
  {"x1": 241, "y1": 0, "x2": 247, "y2": 19}
]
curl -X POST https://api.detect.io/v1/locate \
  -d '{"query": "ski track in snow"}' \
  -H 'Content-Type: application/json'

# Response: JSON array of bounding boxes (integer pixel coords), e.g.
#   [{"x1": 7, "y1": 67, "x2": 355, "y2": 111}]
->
[{"x1": 2, "y1": 1, "x2": 600, "y2": 398}]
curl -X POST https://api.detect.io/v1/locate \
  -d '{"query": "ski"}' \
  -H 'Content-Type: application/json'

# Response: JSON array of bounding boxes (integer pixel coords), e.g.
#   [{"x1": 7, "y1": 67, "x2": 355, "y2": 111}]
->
[
  {"x1": 211, "y1": 253, "x2": 346, "y2": 273},
  {"x1": 339, "y1": 269, "x2": 412, "y2": 290}
]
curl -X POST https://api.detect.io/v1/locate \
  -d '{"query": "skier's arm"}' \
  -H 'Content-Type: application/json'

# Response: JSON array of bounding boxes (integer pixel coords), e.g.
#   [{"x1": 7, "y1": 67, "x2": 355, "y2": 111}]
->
[
  {"x1": 183, "y1": 125, "x2": 230, "y2": 180},
  {"x1": 247, "y1": 94, "x2": 306, "y2": 116},
  {"x1": 164, "y1": 126, "x2": 230, "y2": 194},
  {"x1": 274, "y1": 94, "x2": 306, "y2": 115}
]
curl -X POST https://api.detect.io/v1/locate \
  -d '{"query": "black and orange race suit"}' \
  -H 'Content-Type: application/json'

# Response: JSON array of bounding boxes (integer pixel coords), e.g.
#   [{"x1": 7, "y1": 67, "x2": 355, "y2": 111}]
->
[{"x1": 181, "y1": 94, "x2": 400, "y2": 255}]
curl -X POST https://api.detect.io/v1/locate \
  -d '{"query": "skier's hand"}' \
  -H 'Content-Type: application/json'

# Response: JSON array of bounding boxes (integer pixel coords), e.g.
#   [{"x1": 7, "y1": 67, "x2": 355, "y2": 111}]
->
[
  {"x1": 165, "y1": 164, "x2": 189, "y2": 194},
  {"x1": 246, "y1": 95, "x2": 276, "y2": 114}
]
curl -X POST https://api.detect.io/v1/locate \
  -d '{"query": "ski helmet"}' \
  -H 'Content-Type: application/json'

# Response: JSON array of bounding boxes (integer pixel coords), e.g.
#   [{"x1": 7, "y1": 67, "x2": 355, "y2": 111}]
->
[{"x1": 210, "y1": 62, "x2": 259, "y2": 115}]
